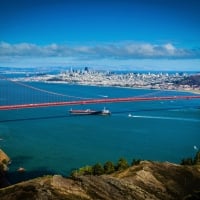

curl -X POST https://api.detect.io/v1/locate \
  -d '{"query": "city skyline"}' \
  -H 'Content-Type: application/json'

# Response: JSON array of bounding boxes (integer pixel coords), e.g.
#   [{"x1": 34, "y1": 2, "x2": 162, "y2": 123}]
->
[{"x1": 0, "y1": 0, "x2": 200, "y2": 71}]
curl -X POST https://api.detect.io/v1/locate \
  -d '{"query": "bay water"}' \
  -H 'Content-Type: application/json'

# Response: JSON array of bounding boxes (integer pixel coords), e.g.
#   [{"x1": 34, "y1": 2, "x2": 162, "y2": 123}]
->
[{"x1": 0, "y1": 81, "x2": 200, "y2": 183}]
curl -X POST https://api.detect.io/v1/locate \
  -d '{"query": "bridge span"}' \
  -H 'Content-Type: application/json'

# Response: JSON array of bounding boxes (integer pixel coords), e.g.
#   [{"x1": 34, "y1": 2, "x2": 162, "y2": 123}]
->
[{"x1": 0, "y1": 95, "x2": 200, "y2": 110}]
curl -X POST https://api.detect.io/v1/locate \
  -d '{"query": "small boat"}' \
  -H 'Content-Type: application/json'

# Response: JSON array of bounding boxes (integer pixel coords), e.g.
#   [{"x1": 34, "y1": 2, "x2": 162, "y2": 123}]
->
[
  {"x1": 17, "y1": 167, "x2": 26, "y2": 173},
  {"x1": 100, "y1": 107, "x2": 111, "y2": 115},
  {"x1": 69, "y1": 108, "x2": 111, "y2": 116}
]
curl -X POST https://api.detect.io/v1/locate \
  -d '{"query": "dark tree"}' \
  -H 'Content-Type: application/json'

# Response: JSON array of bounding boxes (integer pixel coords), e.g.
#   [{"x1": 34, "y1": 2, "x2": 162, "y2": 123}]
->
[
  {"x1": 92, "y1": 163, "x2": 104, "y2": 175},
  {"x1": 180, "y1": 158, "x2": 193, "y2": 165},
  {"x1": 104, "y1": 161, "x2": 115, "y2": 174},
  {"x1": 116, "y1": 158, "x2": 129, "y2": 171},
  {"x1": 194, "y1": 151, "x2": 200, "y2": 165},
  {"x1": 131, "y1": 159, "x2": 141, "y2": 166}
]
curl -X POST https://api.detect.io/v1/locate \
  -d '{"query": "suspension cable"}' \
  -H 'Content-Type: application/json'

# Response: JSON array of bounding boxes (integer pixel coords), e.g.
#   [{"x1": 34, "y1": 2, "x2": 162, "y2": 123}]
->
[{"x1": 0, "y1": 75, "x2": 92, "y2": 100}]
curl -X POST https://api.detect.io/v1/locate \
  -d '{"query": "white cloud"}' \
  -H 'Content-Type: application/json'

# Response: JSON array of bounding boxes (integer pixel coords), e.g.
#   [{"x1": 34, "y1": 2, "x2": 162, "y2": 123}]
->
[
  {"x1": 0, "y1": 41, "x2": 199, "y2": 59},
  {"x1": 0, "y1": 41, "x2": 199, "y2": 70},
  {"x1": 164, "y1": 43, "x2": 176, "y2": 53}
]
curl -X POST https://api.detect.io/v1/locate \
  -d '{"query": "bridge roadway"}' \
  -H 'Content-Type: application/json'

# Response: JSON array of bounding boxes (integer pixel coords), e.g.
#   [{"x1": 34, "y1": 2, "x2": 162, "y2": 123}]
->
[{"x1": 0, "y1": 95, "x2": 200, "y2": 110}]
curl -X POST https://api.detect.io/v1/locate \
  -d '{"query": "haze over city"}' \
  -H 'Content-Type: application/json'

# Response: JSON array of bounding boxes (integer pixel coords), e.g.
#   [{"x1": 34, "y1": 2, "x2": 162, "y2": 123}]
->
[{"x1": 0, "y1": 0, "x2": 200, "y2": 71}]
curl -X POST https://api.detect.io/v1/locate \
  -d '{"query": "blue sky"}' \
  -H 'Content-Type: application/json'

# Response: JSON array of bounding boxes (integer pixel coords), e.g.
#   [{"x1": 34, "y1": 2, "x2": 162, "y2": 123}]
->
[{"x1": 0, "y1": 0, "x2": 200, "y2": 71}]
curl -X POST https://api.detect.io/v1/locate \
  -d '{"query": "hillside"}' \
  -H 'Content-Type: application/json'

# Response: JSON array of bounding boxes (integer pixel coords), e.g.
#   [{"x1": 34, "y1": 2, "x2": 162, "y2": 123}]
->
[
  {"x1": 174, "y1": 74, "x2": 200, "y2": 86},
  {"x1": 0, "y1": 161, "x2": 200, "y2": 200}
]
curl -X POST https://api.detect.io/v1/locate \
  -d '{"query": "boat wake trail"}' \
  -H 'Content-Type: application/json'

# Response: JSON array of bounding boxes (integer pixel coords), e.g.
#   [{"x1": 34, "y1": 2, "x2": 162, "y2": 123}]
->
[{"x1": 129, "y1": 115, "x2": 200, "y2": 122}]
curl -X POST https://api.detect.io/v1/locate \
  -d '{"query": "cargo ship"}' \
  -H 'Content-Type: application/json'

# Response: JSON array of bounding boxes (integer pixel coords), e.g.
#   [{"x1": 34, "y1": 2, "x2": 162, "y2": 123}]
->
[{"x1": 69, "y1": 108, "x2": 111, "y2": 115}]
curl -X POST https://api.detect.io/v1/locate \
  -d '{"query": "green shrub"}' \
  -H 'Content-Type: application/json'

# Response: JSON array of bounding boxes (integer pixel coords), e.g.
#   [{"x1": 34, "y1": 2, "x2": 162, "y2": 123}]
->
[{"x1": 71, "y1": 165, "x2": 93, "y2": 177}]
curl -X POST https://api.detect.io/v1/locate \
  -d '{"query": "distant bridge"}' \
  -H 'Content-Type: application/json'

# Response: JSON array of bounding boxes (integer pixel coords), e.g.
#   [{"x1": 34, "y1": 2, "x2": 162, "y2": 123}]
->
[{"x1": 0, "y1": 95, "x2": 200, "y2": 110}]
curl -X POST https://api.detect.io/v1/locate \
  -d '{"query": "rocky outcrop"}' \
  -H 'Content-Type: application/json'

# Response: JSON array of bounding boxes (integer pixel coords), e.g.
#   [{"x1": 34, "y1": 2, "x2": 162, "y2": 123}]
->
[
  {"x1": 0, "y1": 149, "x2": 10, "y2": 169},
  {"x1": 0, "y1": 149, "x2": 11, "y2": 188},
  {"x1": 0, "y1": 161, "x2": 200, "y2": 200}
]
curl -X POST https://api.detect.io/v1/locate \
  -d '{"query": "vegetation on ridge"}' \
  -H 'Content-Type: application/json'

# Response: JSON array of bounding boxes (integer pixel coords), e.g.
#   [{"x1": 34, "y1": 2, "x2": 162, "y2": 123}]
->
[
  {"x1": 1, "y1": 150, "x2": 200, "y2": 200},
  {"x1": 71, "y1": 157, "x2": 141, "y2": 177},
  {"x1": 181, "y1": 151, "x2": 200, "y2": 166},
  {"x1": 71, "y1": 151, "x2": 200, "y2": 177}
]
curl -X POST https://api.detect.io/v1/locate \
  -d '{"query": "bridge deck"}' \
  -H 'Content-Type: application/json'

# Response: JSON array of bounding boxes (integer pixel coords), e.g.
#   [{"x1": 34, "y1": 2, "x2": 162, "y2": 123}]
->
[{"x1": 0, "y1": 95, "x2": 200, "y2": 110}]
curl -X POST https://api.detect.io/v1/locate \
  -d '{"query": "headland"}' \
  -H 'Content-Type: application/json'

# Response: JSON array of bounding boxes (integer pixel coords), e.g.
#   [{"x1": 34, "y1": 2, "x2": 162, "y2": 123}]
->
[{"x1": 1, "y1": 149, "x2": 200, "y2": 200}]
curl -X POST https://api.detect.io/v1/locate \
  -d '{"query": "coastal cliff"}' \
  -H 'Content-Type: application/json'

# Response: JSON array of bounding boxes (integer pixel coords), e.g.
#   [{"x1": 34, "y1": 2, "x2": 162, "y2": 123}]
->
[{"x1": 0, "y1": 160, "x2": 200, "y2": 200}]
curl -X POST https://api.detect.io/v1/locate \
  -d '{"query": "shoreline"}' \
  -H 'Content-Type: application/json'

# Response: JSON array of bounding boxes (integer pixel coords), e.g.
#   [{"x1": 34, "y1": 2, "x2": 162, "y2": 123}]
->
[
  {"x1": 8, "y1": 69, "x2": 200, "y2": 96},
  {"x1": 36, "y1": 80, "x2": 200, "y2": 96}
]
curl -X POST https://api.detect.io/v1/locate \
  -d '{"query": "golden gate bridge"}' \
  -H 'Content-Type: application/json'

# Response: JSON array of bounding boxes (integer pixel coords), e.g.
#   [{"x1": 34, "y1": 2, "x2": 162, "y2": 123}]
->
[{"x1": 0, "y1": 75, "x2": 200, "y2": 111}]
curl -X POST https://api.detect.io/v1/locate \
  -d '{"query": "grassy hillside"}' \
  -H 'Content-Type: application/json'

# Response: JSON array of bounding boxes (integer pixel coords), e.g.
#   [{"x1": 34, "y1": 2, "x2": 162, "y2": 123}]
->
[{"x1": 0, "y1": 161, "x2": 200, "y2": 200}]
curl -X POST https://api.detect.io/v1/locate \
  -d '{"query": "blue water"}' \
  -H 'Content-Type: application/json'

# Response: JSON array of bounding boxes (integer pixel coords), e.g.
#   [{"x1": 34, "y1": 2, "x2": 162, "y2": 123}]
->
[{"x1": 0, "y1": 81, "x2": 200, "y2": 183}]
